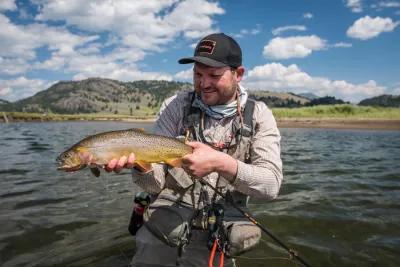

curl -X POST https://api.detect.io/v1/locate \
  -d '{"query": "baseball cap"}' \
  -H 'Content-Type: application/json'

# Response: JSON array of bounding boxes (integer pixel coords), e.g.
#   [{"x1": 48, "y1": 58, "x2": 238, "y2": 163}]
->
[{"x1": 178, "y1": 33, "x2": 242, "y2": 68}]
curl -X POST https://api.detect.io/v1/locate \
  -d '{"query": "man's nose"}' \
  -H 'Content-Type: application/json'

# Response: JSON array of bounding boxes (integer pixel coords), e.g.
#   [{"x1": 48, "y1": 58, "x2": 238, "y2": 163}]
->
[{"x1": 199, "y1": 76, "x2": 212, "y2": 88}]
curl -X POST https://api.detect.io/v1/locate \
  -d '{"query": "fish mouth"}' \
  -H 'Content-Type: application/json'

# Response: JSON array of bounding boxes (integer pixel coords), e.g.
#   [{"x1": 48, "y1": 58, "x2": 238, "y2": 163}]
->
[{"x1": 57, "y1": 163, "x2": 86, "y2": 172}]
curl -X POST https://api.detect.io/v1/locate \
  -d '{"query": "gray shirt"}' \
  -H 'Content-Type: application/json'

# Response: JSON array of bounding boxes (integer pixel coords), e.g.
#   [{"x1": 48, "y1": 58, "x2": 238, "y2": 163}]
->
[{"x1": 132, "y1": 90, "x2": 283, "y2": 200}]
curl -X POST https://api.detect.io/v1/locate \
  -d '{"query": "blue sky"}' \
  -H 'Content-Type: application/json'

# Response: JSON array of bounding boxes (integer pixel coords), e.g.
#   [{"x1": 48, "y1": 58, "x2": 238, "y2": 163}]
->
[{"x1": 0, "y1": 0, "x2": 399, "y2": 103}]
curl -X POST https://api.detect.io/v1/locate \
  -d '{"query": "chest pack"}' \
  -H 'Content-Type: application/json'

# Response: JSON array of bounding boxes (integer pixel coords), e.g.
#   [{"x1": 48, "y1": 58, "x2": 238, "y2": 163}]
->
[{"x1": 182, "y1": 91, "x2": 256, "y2": 163}]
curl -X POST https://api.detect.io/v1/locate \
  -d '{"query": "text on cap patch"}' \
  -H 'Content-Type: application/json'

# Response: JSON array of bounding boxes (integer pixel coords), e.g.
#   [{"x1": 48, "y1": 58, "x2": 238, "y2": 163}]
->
[{"x1": 197, "y1": 40, "x2": 216, "y2": 54}]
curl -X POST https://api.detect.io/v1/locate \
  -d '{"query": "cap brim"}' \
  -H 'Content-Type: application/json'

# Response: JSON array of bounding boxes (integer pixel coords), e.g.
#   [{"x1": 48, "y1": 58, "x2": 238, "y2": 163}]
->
[{"x1": 178, "y1": 56, "x2": 227, "y2": 67}]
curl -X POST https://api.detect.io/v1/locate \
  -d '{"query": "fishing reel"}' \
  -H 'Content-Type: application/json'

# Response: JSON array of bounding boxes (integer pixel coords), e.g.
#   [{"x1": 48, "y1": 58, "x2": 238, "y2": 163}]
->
[
  {"x1": 206, "y1": 203, "x2": 225, "y2": 250},
  {"x1": 128, "y1": 191, "x2": 151, "y2": 236}
]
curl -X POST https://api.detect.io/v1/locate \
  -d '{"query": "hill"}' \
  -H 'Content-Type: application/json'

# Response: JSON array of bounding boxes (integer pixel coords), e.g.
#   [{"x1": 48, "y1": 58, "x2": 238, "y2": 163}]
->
[
  {"x1": 2, "y1": 77, "x2": 372, "y2": 116},
  {"x1": 298, "y1": 92, "x2": 319, "y2": 100},
  {"x1": 4, "y1": 78, "x2": 191, "y2": 116},
  {"x1": 306, "y1": 96, "x2": 348, "y2": 106},
  {"x1": 0, "y1": 99, "x2": 9, "y2": 105},
  {"x1": 248, "y1": 90, "x2": 310, "y2": 108},
  {"x1": 358, "y1": 94, "x2": 400, "y2": 107}
]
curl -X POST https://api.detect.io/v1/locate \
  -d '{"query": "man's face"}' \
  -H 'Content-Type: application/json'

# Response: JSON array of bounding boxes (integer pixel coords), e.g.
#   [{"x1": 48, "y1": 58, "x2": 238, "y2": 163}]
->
[{"x1": 193, "y1": 63, "x2": 244, "y2": 106}]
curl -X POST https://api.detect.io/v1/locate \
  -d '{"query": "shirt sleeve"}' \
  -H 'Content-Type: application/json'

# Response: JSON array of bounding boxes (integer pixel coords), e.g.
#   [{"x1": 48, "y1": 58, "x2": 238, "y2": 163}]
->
[
  {"x1": 131, "y1": 93, "x2": 186, "y2": 193},
  {"x1": 231, "y1": 101, "x2": 283, "y2": 199}
]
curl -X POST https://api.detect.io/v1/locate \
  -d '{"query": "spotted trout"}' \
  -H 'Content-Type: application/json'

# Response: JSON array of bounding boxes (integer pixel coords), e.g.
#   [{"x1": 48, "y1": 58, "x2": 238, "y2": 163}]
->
[{"x1": 57, "y1": 128, "x2": 192, "y2": 176}]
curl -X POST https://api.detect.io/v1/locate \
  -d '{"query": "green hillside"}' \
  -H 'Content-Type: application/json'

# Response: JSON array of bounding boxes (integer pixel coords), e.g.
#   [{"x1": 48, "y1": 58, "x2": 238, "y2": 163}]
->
[
  {"x1": 359, "y1": 94, "x2": 400, "y2": 107},
  {"x1": 3, "y1": 78, "x2": 191, "y2": 116}
]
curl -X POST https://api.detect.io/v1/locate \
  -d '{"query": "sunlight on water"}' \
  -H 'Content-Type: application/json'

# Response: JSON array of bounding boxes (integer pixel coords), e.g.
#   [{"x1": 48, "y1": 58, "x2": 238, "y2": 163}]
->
[{"x1": 0, "y1": 122, "x2": 399, "y2": 266}]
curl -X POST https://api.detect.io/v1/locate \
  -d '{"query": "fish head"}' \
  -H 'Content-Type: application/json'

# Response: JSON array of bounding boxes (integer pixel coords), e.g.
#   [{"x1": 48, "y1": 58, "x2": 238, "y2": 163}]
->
[{"x1": 56, "y1": 149, "x2": 85, "y2": 171}]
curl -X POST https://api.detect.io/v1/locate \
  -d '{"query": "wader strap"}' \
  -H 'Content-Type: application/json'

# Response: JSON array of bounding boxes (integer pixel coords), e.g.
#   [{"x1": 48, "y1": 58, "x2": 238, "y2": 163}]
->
[
  {"x1": 242, "y1": 98, "x2": 256, "y2": 137},
  {"x1": 181, "y1": 92, "x2": 257, "y2": 199}
]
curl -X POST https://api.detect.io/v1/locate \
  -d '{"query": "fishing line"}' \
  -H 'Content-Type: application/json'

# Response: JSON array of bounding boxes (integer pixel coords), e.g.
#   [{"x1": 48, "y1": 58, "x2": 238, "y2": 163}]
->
[{"x1": 199, "y1": 179, "x2": 311, "y2": 267}]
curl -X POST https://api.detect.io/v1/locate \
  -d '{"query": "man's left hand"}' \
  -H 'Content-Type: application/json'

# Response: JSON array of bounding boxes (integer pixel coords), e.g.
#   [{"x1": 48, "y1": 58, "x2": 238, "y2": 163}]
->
[{"x1": 181, "y1": 141, "x2": 237, "y2": 181}]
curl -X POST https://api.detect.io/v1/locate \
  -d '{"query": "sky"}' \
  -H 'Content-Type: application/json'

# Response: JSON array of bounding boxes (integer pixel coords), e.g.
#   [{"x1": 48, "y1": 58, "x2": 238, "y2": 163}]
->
[{"x1": 0, "y1": 0, "x2": 399, "y2": 103}]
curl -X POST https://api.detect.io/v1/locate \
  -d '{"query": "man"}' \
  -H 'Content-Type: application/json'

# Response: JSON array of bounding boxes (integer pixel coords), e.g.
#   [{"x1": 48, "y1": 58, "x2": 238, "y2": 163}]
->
[{"x1": 107, "y1": 33, "x2": 283, "y2": 266}]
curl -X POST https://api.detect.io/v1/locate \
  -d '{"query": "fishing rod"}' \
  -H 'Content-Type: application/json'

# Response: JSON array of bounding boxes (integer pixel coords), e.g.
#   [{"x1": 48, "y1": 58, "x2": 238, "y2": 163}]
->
[{"x1": 200, "y1": 180, "x2": 311, "y2": 267}]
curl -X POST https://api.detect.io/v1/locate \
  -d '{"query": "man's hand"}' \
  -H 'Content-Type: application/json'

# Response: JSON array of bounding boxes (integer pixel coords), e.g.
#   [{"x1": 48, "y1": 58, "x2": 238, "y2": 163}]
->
[
  {"x1": 181, "y1": 142, "x2": 238, "y2": 182},
  {"x1": 105, "y1": 153, "x2": 136, "y2": 173}
]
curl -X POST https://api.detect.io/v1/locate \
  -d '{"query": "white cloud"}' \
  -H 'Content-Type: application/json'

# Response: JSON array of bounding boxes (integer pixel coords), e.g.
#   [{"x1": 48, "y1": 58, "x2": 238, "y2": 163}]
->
[
  {"x1": 231, "y1": 25, "x2": 261, "y2": 38},
  {"x1": 271, "y1": 25, "x2": 306, "y2": 36},
  {"x1": 0, "y1": 0, "x2": 16, "y2": 11},
  {"x1": 0, "y1": 0, "x2": 225, "y2": 101},
  {"x1": 0, "y1": 77, "x2": 52, "y2": 101},
  {"x1": 263, "y1": 35, "x2": 326, "y2": 60},
  {"x1": 332, "y1": 42, "x2": 353, "y2": 48},
  {"x1": 303, "y1": 12, "x2": 313, "y2": 19},
  {"x1": 243, "y1": 63, "x2": 385, "y2": 102},
  {"x1": 391, "y1": 87, "x2": 400, "y2": 95},
  {"x1": 0, "y1": 87, "x2": 12, "y2": 96},
  {"x1": 347, "y1": 16, "x2": 399, "y2": 40},
  {"x1": 377, "y1": 1, "x2": 400, "y2": 8},
  {"x1": 346, "y1": 0, "x2": 363, "y2": 13},
  {"x1": 0, "y1": 13, "x2": 98, "y2": 75},
  {"x1": 68, "y1": 51, "x2": 172, "y2": 82},
  {"x1": 35, "y1": 0, "x2": 224, "y2": 51},
  {"x1": 0, "y1": 57, "x2": 30, "y2": 75},
  {"x1": 0, "y1": 14, "x2": 97, "y2": 59},
  {"x1": 174, "y1": 68, "x2": 193, "y2": 81}
]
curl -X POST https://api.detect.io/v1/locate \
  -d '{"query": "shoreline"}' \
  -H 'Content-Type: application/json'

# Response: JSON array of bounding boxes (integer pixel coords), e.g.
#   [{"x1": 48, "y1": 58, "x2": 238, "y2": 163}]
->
[
  {"x1": 1, "y1": 113, "x2": 400, "y2": 130},
  {"x1": 277, "y1": 118, "x2": 400, "y2": 130}
]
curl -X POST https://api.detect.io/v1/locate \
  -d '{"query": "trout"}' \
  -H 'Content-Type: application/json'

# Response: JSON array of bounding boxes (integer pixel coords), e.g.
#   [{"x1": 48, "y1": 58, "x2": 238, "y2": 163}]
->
[{"x1": 57, "y1": 128, "x2": 192, "y2": 176}]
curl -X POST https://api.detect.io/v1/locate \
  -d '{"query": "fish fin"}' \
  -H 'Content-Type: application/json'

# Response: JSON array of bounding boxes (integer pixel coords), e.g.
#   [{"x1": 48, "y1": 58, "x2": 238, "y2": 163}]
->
[
  {"x1": 135, "y1": 161, "x2": 152, "y2": 172},
  {"x1": 76, "y1": 147, "x2": 89, "y2": 153},
  {"x1": 90, "y1": 167, "x2": 101, "y2": 177},
  {"x1": 164, "y1": 158, "x2": 182, "y2": 168},
  {"x1": 175, "y1": 136, "x2": 186, "y2": 143},
  {"x1": 131, "y1": 128, "x2": 146, "y2": 133}
]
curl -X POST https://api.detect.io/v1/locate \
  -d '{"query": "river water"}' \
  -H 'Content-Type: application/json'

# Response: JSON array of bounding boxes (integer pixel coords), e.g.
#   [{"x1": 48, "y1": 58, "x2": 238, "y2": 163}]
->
[{"x1": 0, "y1": 122, "x2": 399, "y2": 267}]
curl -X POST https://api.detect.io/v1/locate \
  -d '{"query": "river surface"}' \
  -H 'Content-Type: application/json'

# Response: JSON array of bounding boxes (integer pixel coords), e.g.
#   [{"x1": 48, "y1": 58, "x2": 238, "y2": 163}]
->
[{"x1": 0, "y1": 122, "x2": 399, "y2": 267}]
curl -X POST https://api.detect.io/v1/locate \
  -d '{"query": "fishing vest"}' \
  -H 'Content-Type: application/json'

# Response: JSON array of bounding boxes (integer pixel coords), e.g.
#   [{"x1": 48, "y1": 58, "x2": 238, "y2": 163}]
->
[
  {"x1": 143, "y1": 91, "x2": 261, "y2": 254},
  {"x1": 181, "y1": 91, "x2": 256, "y2": 205}
]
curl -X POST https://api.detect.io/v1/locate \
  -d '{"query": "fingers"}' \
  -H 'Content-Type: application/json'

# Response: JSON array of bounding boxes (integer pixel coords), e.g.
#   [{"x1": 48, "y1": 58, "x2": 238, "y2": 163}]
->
[
  {"x1": 125, "y1": 153, "x2": 136, "y2": 169},
  {"x1": 114, "y1": 156, "x2": 128, "y2": 173},
  {"x1": 105, "y1": 158, "x2": 118, "y2": 172},
  {"x1": 105, "y1": 154, "x2": 136, "y2": 173},
  {"x1": 186, "y1": 141, "x2": 204, "y2": 149}
]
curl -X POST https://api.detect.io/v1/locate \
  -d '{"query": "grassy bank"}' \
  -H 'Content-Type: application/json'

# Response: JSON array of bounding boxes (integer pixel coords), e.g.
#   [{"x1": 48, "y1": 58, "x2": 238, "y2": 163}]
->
[
  {"x1": 2, "y1": 104, "x2": 400, "y2": 123},
  {"x1": 1, "y1": 111, "x2": 156, "y2": 122},
  {"x1": 272, "y1": 104, "x2": 400, "y2": 119}
]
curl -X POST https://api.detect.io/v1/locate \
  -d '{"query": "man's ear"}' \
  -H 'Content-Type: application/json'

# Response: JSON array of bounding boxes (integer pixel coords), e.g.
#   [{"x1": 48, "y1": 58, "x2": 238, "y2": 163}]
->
[{"x1": 235, "y1": 66, "x2": 245, "y2": 82}]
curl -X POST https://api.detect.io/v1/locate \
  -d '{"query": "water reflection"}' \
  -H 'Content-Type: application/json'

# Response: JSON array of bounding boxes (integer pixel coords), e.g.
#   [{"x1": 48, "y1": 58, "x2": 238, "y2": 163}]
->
[{"x1": 0, "y1": 122, "x2": 399, "y2": 266}]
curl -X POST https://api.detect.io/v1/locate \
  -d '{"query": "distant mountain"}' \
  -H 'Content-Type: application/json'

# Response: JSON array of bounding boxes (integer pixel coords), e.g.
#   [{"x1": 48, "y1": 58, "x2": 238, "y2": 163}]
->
[
  {"x1": 298, "y1": 92, "x2": 319, "y2": 100},
  {"x1": 306, "y1": 96, "x2": 348, "y2": 106},
  {"x1": 249, "y1": 90, "x2": 310, "y2": 108},
  {"x1": 359, "y1": 94, "x2": 400, "y2": 107},
  {"x1": 0, "y1": 99, "x2": 10, "y2": 111},
  {"x1": 1, "y1": 78, "x2": 357, "y2": 115},
  {"x1": 5, "y1": 78, "x2": 191, "y2": 115}
]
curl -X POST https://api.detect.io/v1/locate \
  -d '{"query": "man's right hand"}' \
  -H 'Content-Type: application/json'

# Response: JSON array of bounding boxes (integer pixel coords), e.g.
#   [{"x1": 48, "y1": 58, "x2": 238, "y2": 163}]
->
[{"x1": 105, "y1": 153, "x2": 136, "y2": 173}]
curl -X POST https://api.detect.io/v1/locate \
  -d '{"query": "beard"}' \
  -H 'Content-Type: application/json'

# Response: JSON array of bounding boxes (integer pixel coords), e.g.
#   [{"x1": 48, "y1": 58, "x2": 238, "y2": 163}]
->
[{"x1": 196, "y1": 81, "x2": 238, "y2": 106}]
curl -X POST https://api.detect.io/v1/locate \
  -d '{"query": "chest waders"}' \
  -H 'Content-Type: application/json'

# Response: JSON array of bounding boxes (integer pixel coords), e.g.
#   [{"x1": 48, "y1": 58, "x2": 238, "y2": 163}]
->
[{"x1": 143, "y1": 92, "x2": 261, "y2": 265}]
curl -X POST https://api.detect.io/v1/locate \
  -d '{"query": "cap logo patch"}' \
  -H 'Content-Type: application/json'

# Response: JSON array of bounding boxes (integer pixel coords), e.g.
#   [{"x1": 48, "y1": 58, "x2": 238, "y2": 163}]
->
[{"x1": 196, "y1": 39, "x2": 216, "y2": 54}]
